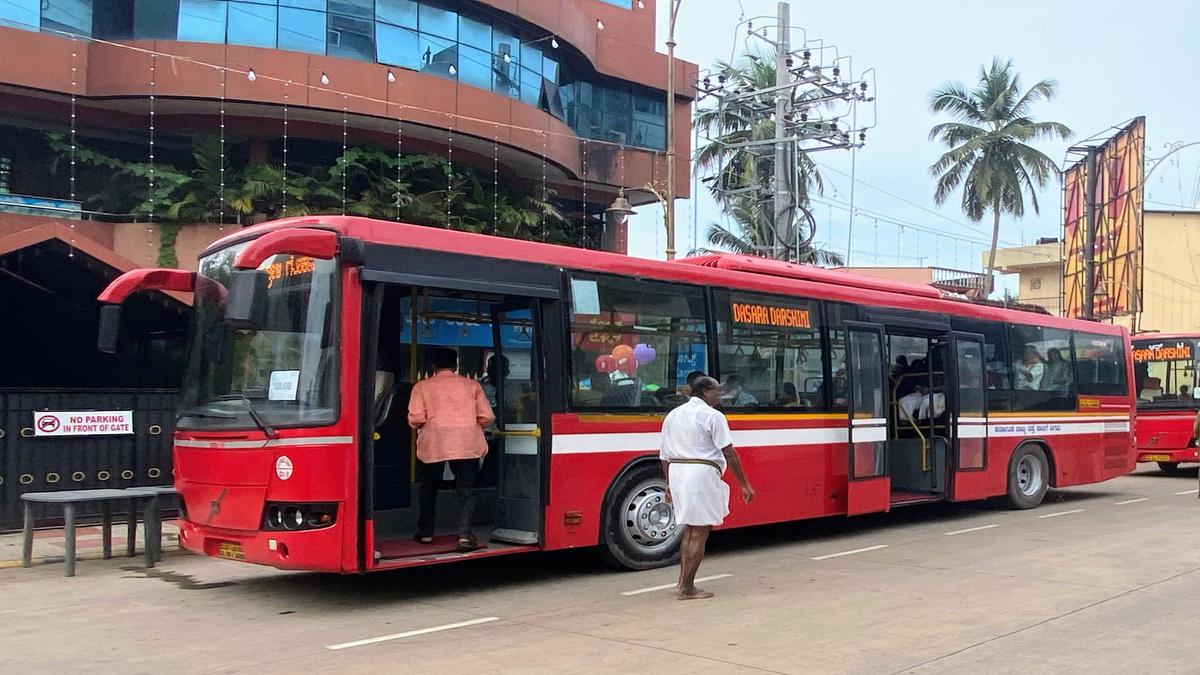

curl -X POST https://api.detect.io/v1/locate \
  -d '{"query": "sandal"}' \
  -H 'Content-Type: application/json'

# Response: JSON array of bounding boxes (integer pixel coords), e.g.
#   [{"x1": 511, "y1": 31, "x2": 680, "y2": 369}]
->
[{"x1": 456, "y1": 535, "x2": 478, "y2": 551}]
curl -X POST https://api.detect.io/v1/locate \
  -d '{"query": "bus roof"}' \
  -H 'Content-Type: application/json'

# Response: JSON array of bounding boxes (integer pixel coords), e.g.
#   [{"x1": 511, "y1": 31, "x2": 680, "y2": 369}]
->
[{"x1": 208, "y1": 217, "x2": 1126, "y2": 336}]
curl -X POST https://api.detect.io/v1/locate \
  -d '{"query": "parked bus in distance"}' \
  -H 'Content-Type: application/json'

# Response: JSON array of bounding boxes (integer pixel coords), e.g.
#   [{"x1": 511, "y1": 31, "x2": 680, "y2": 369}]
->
[
  {"x1": 1131, "y1": 334, "x2": 1200, "y2": 473},
  {"x1": 97, "y1": 217, "x2": 1137, "y2": 573}
]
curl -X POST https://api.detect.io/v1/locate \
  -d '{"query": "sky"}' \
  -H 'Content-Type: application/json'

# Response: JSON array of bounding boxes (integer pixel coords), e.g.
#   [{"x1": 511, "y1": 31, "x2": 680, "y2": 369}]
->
[{"x1": 627, "y1": 0, "x2": 1200, "y2": 284}]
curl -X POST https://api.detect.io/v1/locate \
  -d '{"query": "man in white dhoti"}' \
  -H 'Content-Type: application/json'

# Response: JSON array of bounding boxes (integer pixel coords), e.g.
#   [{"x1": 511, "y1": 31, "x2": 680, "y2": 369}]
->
[{"x1": 660, "y1": 376, "x2": 754, "y2": 600}]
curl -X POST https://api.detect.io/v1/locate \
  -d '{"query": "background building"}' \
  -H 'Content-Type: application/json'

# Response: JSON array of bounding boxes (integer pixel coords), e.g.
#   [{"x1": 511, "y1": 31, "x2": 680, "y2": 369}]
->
[{"x1": 992, "y1": 210, "x2": 1200, "y2": 332}]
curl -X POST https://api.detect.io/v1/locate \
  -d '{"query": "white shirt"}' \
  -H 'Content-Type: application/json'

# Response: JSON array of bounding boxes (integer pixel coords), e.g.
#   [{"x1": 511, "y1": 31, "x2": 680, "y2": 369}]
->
[
  {"x1": 660, "y1": 397, "x2": 734, "y2": 472},
  {"x1": 1015, "y1": 361, "x2": 1045, "y2": 390}
]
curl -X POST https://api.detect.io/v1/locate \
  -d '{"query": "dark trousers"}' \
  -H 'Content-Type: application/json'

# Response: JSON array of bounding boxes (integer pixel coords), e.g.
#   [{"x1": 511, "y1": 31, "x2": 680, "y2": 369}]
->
[{"x1": 416, "y1": 458, "x2": 479, "y2": 538}]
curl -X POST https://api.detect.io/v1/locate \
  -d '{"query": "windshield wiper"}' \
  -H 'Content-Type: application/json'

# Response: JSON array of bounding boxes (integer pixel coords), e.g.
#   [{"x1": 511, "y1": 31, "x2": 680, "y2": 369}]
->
[{"x1": 215, "y1": 394, "x2": 278, "y2": 438}]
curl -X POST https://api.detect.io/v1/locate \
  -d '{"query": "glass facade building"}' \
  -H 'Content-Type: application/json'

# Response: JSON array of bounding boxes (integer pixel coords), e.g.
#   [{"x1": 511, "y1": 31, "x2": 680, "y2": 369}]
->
[{"x1": 4, "y1": 0, "x2": 666, "y2": 150}]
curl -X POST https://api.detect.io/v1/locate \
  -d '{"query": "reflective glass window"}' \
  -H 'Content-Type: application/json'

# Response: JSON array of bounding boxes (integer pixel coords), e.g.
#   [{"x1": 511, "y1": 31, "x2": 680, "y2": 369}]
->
[
  {"x1": 568, "y1": 275, "x2": 708, "y2": 410},
  {"x1": 42, "y1": 0, "x2": 92, "y2": 36},
  {"x1": 542, "y1": 56, "x2": 559, "y2": 83},
  {"x1": 521, "y1": 43, "x2": 542, "y2": 77},
  {"x1": 228, "y1": 1, "x2": 277, "y2": 48},
  {"x1": 492, "y1": 27, "x2": 520, "y2": 98},
  {"x1": 279, "y1": 5, "x2": 326, "y2": 54},
  {"x1": 376, "y1": 0, "x2": 416, "y2": 27},
  {"x1": 519, "y1": 67, "x2": 541, "y2": 107},
  {"x1": 0, "y1": 0, "x2": 38, "y2": 31},
  {"x1": 377, "y1": 23, "x2": 420, "y2": 69},
  {"x1": 418, "y1": 3, "x2": 456, "y2": 39},
  {"x1": 418, "y1": 33, "x2": 457, "y2": 80},
  {"x1": 178, "y1": 0, "x2": 227, "y2": 43},
  {"x1": 458, "y1": 44, "x2": 491, "y2": 90},
  {"x1": 328, "y1": 0, "x2": 370, "y2": 18},
  {"x1": 328, "y1": 11, "x2": 373, "y2": 61},
  {"x1": 458, "y1": 14, "x2": 489, "y2": 49},
  {"x1": 135, "y1": 0, "x2": 180, "y2": 39}
]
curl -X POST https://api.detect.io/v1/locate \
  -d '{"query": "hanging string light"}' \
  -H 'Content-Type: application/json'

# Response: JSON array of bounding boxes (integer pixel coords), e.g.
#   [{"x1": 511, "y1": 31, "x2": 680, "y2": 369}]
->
[
  {"x1": 341, "y1": 95, "x2": 348, "y2": 216},
  {"x1": 147, "y1": 52, "x2": 157, "y2": 263},
  {"x1": 492, "y1": 123, "x2": 499, "y2": 236},
  {"x1": 581, "y1": 138, "x2": 589, "y2": 232},
  {"x1": 282, "y1": 81, "x2": 289, "y2": 215},
  {"x1": 395, "y1": 114, "x2": 403, "y2": 222},
  {"x1": 446, "y1": 114, "x2": 454, "y2": 226},
  {"x1": 218, "y1": 66, "x2": 226, "y2": 233},
  {"x1": 68, "y1": 35, "x2": 78, "y2": 255},
  {"x1": 540, "y1": 131, "x2": 548, "y2": 242}
]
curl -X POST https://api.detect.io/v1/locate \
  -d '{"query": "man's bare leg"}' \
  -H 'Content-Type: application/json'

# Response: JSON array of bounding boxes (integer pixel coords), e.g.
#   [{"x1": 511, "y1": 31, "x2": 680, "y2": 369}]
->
[{"x1": 677, "y1": 525, "x2": 713, "y2": 600}]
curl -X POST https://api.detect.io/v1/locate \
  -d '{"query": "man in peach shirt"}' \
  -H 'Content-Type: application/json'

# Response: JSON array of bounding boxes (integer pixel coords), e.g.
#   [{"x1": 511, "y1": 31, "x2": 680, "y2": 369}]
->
[{"x1": 408, "y1": 347, "x2": 495, "y2": 551}]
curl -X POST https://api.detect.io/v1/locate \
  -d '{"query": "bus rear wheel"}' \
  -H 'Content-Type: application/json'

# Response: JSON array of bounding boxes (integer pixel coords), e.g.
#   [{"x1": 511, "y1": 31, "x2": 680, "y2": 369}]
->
[
  {"x1": 1005, "y1": 444, "x2": 1049, "y2": 509},
  {"x1": 1157, "y1": 461, "x2": 1182, "y2": 475},
  {"x1": 600, "y1": 464, "x2": 681, "y2": 570}
]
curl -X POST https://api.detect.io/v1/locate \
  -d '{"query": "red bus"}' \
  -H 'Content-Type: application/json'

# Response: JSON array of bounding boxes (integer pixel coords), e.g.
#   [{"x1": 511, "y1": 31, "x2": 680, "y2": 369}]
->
[
  {"x1": 1132, "y1": 334, "x2": 1200, "y2": 472},
  {"x1": 98, "y1": 217, "x2": 1136, "y2": 572}
]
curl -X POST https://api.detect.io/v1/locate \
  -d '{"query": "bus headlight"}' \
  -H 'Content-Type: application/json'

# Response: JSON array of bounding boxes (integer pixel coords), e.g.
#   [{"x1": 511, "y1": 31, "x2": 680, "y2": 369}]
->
[{"x1": 261, "y1": 502, "x2": 338, "y2": 531}]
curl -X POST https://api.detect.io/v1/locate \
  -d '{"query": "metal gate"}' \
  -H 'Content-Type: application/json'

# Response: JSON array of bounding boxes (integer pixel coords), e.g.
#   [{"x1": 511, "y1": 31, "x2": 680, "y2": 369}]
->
[{"x1": 0, "y1": 389, "x2": 178, "y2": 531}]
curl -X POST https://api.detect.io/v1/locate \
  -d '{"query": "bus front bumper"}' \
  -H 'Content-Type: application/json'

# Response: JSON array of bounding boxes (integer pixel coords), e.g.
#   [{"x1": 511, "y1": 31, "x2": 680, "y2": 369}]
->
[
  {"x1": 178, "y1": 519, "x2": 346, "y2": 572},
  {"x1": 1137, "y1": 448, "x2": 1199, "y2": 464}
]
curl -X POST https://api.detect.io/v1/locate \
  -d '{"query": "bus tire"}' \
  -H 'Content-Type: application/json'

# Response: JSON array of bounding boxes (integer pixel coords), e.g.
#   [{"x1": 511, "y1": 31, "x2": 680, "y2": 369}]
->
[
  {"x1": 1005, "y1": 444, "x2": 1049, "y2": 509},
  {"x1": 1157, "y1": 461, "x2": 1182, "y2": 475},
  {"x1": 599, "y1": 463, "x2": 681, "y2": 570}
]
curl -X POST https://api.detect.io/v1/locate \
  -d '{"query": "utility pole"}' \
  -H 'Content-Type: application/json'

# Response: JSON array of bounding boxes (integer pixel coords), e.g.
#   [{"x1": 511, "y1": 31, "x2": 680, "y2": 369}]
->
[
  {"x1": 664, "y1": 0, "x2": 682, "y2": 260},
  {"x1": 772, "y1": 1, "x2": 790, "y2": 260}
]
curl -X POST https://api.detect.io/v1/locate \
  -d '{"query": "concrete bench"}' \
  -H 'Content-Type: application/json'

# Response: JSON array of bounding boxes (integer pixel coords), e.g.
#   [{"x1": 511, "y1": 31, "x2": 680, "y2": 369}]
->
[{"x1": 21, "y1": 486, "x2": 179, "y2": 577}]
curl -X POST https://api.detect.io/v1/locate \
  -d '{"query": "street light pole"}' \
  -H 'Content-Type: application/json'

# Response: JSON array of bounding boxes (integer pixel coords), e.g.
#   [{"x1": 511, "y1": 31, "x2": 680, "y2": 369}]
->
[
  {"x1": 772, "y1": 1, "x2": 790, "y2": 260},
  {"x1": 664, "y1": 0, "x2": 682, "y2": 260}
]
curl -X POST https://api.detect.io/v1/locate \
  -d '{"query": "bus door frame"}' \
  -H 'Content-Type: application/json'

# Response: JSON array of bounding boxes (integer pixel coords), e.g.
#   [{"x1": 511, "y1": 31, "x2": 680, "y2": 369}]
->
[
  {"x1": 844, "y1": 321, "x2": 891, "y2": 516},
  {"x1": 947, "y1": 331, "x2": 990, "y2": 501}
]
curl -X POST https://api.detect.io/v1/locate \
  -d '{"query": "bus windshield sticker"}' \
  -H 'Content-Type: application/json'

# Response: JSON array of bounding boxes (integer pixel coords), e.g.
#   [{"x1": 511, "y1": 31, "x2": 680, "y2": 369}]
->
[
  {"x1": 571, "y1": 278, "x2": 600, "y2": 315},
  {"x1": 268, "y1": 370, "x2": 301, "y2": 401}
]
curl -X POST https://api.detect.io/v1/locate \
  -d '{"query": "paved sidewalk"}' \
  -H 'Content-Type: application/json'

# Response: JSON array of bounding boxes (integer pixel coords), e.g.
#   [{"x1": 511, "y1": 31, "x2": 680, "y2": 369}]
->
[{"x1": 0, "y1": 519, "x2": 181, "y2": 569}]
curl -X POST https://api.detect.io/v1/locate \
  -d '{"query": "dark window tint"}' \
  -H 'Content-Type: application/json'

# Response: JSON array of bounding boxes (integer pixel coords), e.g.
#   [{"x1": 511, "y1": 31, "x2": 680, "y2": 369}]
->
[
  {"x1": 713, "y1": 291, "x2": 824, "y2": 410},
  {"x1": 952, "y1": 318, "x2": 1011, "y2": 412},
  {"x1": 135, "y1": 0, "x2": 181, "y2": 39},
  {"x1": 1009, "y1": 324, "x2": 1074, "y2": 411},
  {"x1": 1074, "y1": 332, "x2": 1128, "y2": 396},
  {"x1": 568, "y1": 276, "x2": 707, "y2": 410}
]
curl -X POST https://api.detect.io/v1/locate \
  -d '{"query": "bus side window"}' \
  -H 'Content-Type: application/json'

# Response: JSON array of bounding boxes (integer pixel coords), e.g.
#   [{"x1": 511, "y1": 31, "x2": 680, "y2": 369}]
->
[
  {"x1": 712, "y1": 291, "x2": 823, "y2": 410},
  {"x1": 567, "y1": 275, "x2": 708, "y2": 410},
  {"x1": 1073, "y1": 332, "x2": 1127, "y2": 397},
  {"x1": 1009, "y1": 324, "x2": 1074, "y2": 412},
  {"x1": 951, "y1": 317, "x2": 1011, "y2": 412}
]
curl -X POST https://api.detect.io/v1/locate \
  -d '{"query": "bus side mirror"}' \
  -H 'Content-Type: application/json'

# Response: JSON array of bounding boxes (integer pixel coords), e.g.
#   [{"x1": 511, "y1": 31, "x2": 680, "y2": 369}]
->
[
  {"x1": 97, "y1": 304, "x2": 122, "y2": 354},
  {"x1": 226, "y1": 269, "x2": 268, "y2": 328}
]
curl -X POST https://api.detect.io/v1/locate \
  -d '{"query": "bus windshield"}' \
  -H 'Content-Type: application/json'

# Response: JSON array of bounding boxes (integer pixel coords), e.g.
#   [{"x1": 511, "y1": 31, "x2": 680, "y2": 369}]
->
[
  {"x1": 178, "y1": 242, "x2": 339, "y2": 430},
  {"x1": 1133, "y1": 338, "x2": 1199, "y2": 409}
]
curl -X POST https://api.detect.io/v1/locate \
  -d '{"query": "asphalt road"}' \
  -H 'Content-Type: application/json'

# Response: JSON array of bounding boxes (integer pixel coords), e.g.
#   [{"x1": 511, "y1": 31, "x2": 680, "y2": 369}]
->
[{"x1": 3, "y1": 464, "x2": 1199, "y2": 674}]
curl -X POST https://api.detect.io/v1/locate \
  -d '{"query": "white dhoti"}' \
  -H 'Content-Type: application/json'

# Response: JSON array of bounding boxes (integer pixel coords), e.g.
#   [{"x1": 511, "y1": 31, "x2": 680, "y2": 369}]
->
[{"x1": 669, "y1": 463, "x2": 730, "y2": 527}]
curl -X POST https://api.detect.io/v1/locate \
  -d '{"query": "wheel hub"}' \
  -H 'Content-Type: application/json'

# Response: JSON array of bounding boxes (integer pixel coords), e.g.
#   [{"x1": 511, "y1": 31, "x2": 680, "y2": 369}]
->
[
  {"x1": 623, "y1": 484, "x2": 679, "y2": 550},
  {"x1": 1017, "y1": 455, "x2": 1043, "y2": 496}
]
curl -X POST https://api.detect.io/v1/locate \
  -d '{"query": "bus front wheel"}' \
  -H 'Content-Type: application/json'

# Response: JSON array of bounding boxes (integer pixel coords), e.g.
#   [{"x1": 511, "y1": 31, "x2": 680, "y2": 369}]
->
[
  {"x1": 600, "y1": 464, "x2": 682, "y2": 570},
  {"x1": 1005, "y1": 444, "x2": 1049, "y2": 509}
]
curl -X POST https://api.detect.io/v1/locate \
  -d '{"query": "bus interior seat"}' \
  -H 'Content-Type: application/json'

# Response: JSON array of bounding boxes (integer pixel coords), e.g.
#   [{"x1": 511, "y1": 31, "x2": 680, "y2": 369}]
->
[{"x1": 1140, "y1": 376, "x2": 1163, "y2": 401}]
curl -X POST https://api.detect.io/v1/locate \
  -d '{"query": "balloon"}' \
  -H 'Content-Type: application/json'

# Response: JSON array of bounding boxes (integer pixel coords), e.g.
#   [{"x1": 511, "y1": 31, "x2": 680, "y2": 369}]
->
[
  {"x1": 612, "y1": 344, "x2": 634, "y2": 361},
  {"x1": 633, "y1": 343, "x2": 656, "y2": 365},
  {"x1": 594, "y1": 354, "x2": 617, "y2": 373},
  {"x1": 614, "y1": 356, "x2": 638, "y2": 376}
]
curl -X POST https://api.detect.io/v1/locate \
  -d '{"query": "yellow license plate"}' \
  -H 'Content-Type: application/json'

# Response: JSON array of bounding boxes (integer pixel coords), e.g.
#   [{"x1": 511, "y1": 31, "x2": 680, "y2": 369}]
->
[
  {"x1": 216, "y1": 542, "x2": 245, "y2": 560},
  {"x1": 1142, "y1": 454, "x2": 1173, "y2": 463}
]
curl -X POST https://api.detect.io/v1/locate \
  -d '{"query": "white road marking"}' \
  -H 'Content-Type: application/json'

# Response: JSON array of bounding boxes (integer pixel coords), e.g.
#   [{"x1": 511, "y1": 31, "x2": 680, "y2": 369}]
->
[
  {"x1": 1038, "y1": 508, "x2": 1085, "y2": 519},
  {"x1": 620, "y1": 573, "x2": 732, "y2": 596},
  {"x1": 811, "y1": 544, "x2": 889, "y2": 560},
  {"x1": 1173, "y1": 488, "x2": 1199, "y2": 495},
  {"x1": 943, "y1": 524, "x2": 1000, "y2": 536},
  {"x1": 325, "y1": 617, "x2": 500, "y2": 650},
  {"x1": 1115, "y1": 497, "x2": 1150, "y2": 505}
]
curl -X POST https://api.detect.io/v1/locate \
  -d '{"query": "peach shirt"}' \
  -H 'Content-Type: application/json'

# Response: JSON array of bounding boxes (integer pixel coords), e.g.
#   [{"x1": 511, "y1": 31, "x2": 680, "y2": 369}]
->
[{"x1": 407, "y1": 370, "x2": 495, "y2": 462}]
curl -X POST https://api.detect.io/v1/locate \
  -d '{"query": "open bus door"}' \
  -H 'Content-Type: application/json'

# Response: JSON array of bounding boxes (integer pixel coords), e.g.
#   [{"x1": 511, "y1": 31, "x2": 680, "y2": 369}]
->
[
  {"x1": 488, "y1": 300, "x2": 544, "y2": 545},
  {"x1": 948, "y1": 331, "x2": 990, "y2": 500},
  {"x1": 845, "y1": 322, "x2": 891, "y2": 515}
]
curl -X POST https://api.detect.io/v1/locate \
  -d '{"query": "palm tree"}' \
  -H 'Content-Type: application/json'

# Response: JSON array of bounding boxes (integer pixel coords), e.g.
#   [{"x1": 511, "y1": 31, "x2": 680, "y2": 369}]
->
[
  {"x1": 694, "y1": 52, "x2": 825, "y2": 262},
  {"x1": 697, "y1": 199, "x2": 845, "y2": 266},
  {"x1": 928, "y1": 58, "x2": 1074, "y2": 293}
]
